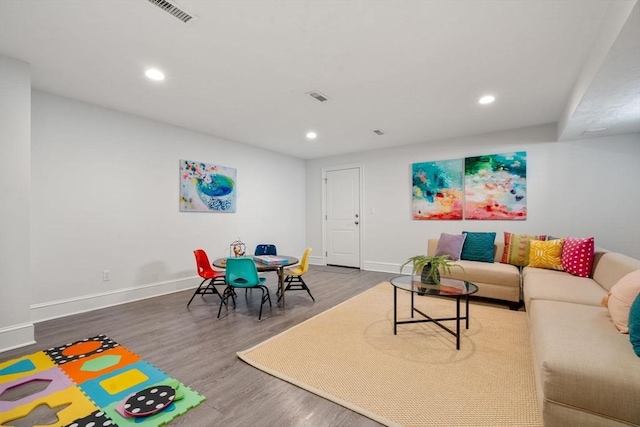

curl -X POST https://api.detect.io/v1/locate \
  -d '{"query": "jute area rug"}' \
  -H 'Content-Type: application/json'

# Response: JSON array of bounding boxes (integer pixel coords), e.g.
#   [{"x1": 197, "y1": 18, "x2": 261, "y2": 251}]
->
[{"x1": 237, "y1": 282, "x2": 542, "y2": 427}]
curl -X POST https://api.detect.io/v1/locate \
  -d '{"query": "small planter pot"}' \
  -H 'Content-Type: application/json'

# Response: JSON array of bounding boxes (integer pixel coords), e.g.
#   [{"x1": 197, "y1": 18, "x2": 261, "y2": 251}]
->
[{"x1": 420, "y1": 263, "x2": 440, "y2": 285}]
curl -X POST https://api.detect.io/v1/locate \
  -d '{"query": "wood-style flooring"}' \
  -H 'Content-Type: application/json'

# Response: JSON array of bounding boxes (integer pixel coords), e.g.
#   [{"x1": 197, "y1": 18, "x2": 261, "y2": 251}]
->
[{"x1": 1, "y1": 266, "x2": 400, "y2": 427}]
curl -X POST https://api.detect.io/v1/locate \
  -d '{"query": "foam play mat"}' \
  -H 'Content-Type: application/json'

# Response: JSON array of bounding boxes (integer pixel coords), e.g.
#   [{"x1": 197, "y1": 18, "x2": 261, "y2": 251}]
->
[{"x1": 0, "y1": 334, "x2": 205, "y2": 427}]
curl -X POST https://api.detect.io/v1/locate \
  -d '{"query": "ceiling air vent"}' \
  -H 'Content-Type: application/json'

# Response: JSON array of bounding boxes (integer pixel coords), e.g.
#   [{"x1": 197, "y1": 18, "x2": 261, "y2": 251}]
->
[
  {"x1": 307, "y1": 91, "x2": 329, "y2": 102},
  {"x1": 147, "y1": 0, "x2": 197, "y2": 24},
  {"x1": 582, "y1": 127, "x2": 608, "y2": 136},
  {"x1": 373, "y1": 129, "x2": 385, "y2": 135}
]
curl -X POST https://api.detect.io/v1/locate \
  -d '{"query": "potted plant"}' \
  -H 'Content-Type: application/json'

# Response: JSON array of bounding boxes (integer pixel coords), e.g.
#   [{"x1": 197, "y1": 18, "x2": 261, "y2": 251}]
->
[{"x1": 400, "y1": 254, "x2": 463, "y2": 285}]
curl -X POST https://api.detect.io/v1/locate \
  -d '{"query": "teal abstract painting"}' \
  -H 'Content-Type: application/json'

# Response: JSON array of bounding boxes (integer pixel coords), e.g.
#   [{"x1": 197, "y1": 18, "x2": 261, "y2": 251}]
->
[
  {"x1": 412, "y1": 159, "x2": 463, "y2": 220},
  {"x1": 180, "y1": 159, "x2": 236, "y2": 212}
]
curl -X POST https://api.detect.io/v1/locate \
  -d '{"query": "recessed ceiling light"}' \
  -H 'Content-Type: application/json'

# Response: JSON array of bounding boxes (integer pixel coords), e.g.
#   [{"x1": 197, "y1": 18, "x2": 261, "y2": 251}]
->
[
  {"x1": 306, "y1": 131, "x2": 317, "y2": 140},
  {"x1": 145, "y1": 68, "x2": 165, "y2": 81},
  {"x1": 478, "y1": 95, "x2": 495, "y2": 105}
]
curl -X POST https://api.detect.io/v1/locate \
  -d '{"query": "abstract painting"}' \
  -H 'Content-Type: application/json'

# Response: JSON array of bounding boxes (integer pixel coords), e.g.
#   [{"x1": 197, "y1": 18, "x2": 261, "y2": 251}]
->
[
  {"x1": 412, "y1": 159, "x2": 463, "y2": 220},
  {"x1": 180, "y1": 159, "x2": 236, "y2": 212},
  {"x1": 464, "y1": 152, "x2": 527, "y2": 220}
]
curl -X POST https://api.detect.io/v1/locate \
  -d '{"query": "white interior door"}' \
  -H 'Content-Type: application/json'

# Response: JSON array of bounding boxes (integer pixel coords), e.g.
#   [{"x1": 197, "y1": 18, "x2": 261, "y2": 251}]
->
[{"x1": 325, "y1": 167, "x2": 361, "y2": 268}]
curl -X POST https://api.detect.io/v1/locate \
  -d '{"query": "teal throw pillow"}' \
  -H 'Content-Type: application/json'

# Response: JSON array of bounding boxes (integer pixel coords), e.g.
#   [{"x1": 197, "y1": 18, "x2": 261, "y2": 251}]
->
[
  {"x1": 460, "y1": 231, "x2": 496, "y2": 263},
  {"x1": 629, "y1": 293, "x2": 640, "y2": 357}
]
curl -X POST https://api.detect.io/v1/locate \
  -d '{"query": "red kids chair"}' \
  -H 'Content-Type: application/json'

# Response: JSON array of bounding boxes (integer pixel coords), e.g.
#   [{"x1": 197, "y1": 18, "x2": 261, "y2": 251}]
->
[{"x1": 188, "y1": 249, "x2": 226, "y2": 307}]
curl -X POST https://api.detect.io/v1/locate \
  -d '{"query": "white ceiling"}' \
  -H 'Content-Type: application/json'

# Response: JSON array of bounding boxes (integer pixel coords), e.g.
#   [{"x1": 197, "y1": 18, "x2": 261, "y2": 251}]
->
[{"x1": 1, "y1": 0, "x2": 638, "y2": 159}]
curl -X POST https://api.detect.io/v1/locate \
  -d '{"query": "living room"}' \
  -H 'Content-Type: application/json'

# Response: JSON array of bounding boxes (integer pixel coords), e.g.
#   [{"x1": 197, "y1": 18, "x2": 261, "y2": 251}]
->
[{"x1": 1, "y1": 1, "x2": 639, "y2": 426}]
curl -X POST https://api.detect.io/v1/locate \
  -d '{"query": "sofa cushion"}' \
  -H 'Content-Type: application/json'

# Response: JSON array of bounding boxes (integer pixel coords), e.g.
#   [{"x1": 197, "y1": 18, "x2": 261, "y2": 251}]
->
[
  {"x1": 529, "y1": 299, "x2": 640, "y2": 425},
  {"x1": 461, "y1": 231, "x2": 496, "y2": 263},
  {"x1": 445, "y1": 259, "x2": 519, "y2": 287},
  {"x1": 501, "y1": 232, "x2": 546, "y2": 266},
  {"x1": 561, "y1": 237, "x2": 595, "y2": 277},
  {"x1": 434, "y1": 232, "x2": 466, "y2": 260},
  {"x1": 629, "y1": 294, "x2": 640, "y2": 357},
  {"x1": 606, "y1": 269, "x2": 640, "y2": 333},
  {"x1": 522, "y1": 267, "x2": 606, "y2": 307},
  {"x1": 528, "y1": 239, "x2": 564, "y2": 271}
]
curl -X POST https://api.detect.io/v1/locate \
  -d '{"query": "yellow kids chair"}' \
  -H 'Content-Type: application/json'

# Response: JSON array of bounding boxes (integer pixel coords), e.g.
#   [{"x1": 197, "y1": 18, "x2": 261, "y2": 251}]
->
[{"x1": 278, "y1": 248, "x2": 313, "y2": 302}]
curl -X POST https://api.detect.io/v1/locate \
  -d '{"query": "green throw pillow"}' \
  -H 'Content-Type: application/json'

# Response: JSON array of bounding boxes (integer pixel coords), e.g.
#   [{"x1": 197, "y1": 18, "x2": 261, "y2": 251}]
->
[
  {"x1": 629, "y1": 294, "x2": 640, "y2": 357},
  {"x1": 461, "y1": 231, "x2": 496, "y2": 263}
]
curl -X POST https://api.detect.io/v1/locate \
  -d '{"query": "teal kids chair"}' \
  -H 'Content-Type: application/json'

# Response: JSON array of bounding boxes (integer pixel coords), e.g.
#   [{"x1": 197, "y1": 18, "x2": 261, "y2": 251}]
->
[{"x1": 218, "y1": 257, "x2": 272, "y2": 320}]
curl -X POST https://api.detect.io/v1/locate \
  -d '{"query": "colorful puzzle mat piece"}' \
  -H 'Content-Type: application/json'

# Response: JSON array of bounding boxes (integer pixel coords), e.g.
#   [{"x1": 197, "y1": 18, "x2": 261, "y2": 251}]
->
[
  {"x1": 79, "y1": 361, "x2": 169, "y2": 408},
  {"x1": 45, "y1": 334, "x2": 119, "y2": 365},
  {"x1": 0, "y1": 351, "x2": 55, "y2": 384},
  {"x1": 0, "y1": 366, "x2": 74, "y2": 412},
  {"x1": 103, "y1": 378, "x2": 206, "y2": 427},
  {"x1": 0, "y1": 385, "x2": 97, "y2": 427},
  {"x1": 65, "y1": 409, "x2": 117, "y2": 427},
  {"x1": 59, "y1": 345, "x2": 141, "y2": 384},
  {"x1": 0, "y1": 336, "x2": 206, "y2": 427}
]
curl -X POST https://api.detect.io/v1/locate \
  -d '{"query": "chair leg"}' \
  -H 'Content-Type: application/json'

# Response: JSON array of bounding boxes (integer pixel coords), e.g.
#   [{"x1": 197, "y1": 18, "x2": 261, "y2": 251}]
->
[
  {"x1": 188, "y1": 277, "x2": 225, "y2": 307},
  {"x1": 278, "y1": 275, "x2": 314, "y2": 302},
  {"x1": 189, "y1": 278, "x2": 216, "y2": 307},
  {"x1": 258, "y1": 286, "x2": 272, "y2": 321},
  {"x1": 187, "y1": 278, "x2": 208, "y2": 307},
  {"x1": 300, "y1": 276, "x2": 315, "y2": 301},
  {"x1": 217, "y1": 286, "x2": 235, "y2": 318},
  {"x1": 277, "y1": 276, "x2": 292, "y2": 302}
]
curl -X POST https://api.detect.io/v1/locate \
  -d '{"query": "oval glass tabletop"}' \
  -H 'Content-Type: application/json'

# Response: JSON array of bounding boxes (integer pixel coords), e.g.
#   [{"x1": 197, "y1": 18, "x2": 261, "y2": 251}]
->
[{"x1": 389, "y1": 275, "x2": 478, "y2": 296}]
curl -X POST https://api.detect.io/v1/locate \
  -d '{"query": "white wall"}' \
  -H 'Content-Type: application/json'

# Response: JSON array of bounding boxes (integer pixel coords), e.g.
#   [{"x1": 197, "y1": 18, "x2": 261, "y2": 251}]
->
[
  {"x1": 29, "y1": 90, "x2": 306, "y2": 322},
  {"x1": 306, "y1": 124, "x2": 640, "y2": 272},
  {"x1": 0, "y1": 56, "x2": 34, "y2": 351}
]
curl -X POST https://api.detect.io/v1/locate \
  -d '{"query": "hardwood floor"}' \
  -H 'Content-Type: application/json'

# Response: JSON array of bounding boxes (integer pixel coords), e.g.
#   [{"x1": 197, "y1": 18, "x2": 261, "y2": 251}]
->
[{"x1": 1, "y1": 266, "x2": 398, "y2": 427}]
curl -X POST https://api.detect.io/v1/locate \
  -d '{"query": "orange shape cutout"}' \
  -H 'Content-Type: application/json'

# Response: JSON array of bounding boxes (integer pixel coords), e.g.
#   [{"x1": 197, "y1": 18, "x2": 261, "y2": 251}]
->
[
  {"x1": 62, "y1": 341, "x2": 102, "y2": 356},
  {"x1": 60, "y1": 346, "x2": 140, "y2": 384}
]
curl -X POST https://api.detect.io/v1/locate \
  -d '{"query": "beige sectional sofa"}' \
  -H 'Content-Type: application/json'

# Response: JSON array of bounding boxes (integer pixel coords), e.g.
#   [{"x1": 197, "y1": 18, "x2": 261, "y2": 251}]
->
[
  {"x1": 427, "y1": 239, "x2": 521, "y2": 308},
  {"x1": 427, "y1": 238, "x2": 640, "y2": 426},
  {"x1": 523, "y1": 251, "x2": 640, "y2": 427}
]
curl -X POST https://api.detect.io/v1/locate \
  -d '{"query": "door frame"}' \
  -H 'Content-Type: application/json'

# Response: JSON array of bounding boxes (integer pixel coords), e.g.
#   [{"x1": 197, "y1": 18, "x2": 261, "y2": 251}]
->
[{"x1": 322, "y1": 164, "x2": 364, "y2": 268}]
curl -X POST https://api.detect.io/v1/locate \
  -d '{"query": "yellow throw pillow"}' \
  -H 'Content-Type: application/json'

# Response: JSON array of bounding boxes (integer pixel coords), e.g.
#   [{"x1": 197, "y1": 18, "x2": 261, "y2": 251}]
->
[{"x1": 528, "y1": 239, "x2": 564, "y2": 270}]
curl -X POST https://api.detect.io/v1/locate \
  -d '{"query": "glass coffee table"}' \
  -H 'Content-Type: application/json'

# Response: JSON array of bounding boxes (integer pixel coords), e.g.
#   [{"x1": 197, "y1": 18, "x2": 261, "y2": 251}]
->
[{"x1": 389, "y1": 275, "x2": 479, "y2": 350}]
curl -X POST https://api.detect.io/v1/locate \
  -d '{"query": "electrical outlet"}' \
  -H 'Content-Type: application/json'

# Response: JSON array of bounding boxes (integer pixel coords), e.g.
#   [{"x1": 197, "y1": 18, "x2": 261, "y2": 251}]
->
[{"x1": 102, "y1": 270, "x2": 111, "y2": 281}]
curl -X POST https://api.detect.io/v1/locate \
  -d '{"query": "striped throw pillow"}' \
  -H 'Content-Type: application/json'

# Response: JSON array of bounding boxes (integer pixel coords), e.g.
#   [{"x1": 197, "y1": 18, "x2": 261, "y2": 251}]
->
[{"x1": 501, "y1": 232, "x2": 547, "y2": 267}]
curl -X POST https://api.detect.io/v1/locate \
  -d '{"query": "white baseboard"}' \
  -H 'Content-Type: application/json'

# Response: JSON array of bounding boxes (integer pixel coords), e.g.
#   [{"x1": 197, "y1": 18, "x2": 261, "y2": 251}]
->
[
  {"x1": 363, "y1": 261, "x2": 406, "y2": 274},
  {"x1": 308, "y1": 255, "x2": 325, "y2": 266},
  {"x1": 30, "y1": 276, "x2": 201, "y2": 323},
  {"x1": 0, "y1": 322, "x2": 35, "y2": 353},
  {"x1": 308, "y1": 257, "x2": 406, "y2": 275},
  {"x1": 23, "y1": 262, "x2": 407, "y2": 331}
]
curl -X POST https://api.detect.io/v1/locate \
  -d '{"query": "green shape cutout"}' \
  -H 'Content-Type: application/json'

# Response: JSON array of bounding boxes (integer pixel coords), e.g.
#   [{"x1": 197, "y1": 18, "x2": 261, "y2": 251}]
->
[
  {"x1": 80, "y1": 355, "x2": 122, "y2": 372},
  {"x1": 102, "y1": 378, "x2": 205, "y2": 427}
]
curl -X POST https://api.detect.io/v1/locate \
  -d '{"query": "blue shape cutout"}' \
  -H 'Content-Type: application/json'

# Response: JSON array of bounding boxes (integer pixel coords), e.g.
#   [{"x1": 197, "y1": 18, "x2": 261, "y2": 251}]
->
[
  {"x1": 79, "y1": 361, "x2": 169, "y2": 407},
  {"x1": 0, "y1": 359, "x2": 36, "y2": 377}
]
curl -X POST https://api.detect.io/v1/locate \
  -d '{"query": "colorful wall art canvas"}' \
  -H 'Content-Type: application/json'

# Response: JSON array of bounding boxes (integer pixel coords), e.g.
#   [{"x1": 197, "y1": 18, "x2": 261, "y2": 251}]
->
[
  {"x1": 412, "y1": 159, "x2": 463, "y2": 220},
  {"x1": 180, "y1": 160, "x2": 237, "y2": 212},
  {"x1": 464, "y1": 152, "x2": 527, "y2": 220}
]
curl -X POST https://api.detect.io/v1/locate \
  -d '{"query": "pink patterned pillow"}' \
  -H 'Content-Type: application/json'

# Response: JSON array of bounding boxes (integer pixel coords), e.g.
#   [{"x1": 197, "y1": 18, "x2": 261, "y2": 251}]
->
[{"x1": 561, "y1": 237, "x2": 595, "y2": 277}]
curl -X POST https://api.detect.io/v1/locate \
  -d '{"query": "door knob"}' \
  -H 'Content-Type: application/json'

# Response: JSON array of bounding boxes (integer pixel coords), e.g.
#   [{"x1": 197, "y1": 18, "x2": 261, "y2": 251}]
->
[{"x1": 355, "y1": 221, "x2": 359, "y2": 225}]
